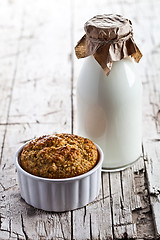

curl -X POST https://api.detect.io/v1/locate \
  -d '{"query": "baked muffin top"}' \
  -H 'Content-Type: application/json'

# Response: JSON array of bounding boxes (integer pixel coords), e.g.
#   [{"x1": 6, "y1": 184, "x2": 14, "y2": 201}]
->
[{"x1": 20, "y1": 133, "x2": 98, "y2": 179}]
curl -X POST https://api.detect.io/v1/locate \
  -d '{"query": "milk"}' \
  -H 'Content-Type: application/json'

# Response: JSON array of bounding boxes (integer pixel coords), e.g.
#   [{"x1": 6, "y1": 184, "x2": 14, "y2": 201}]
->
[{"x1": 76, "y1": 56, "x2": 142, "y2": 171}]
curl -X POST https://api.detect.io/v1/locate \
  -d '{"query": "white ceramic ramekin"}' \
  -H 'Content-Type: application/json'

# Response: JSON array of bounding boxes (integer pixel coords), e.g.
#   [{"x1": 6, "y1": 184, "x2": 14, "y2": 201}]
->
[{"x1": 15, "y1": 142, "x2": 103, "y2": 212}]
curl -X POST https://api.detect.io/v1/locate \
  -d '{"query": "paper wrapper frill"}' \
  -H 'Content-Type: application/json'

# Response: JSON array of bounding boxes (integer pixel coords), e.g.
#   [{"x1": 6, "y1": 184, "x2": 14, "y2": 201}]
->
[{"x1": 75, "y1": 33, "x2": 142, "y2": 75}]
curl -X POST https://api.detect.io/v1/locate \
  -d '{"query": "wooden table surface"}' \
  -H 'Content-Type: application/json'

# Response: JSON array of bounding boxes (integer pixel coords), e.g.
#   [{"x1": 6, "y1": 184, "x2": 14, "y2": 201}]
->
[{"x1": 0, "y1": 0, "x2": 160, "y2": 239}]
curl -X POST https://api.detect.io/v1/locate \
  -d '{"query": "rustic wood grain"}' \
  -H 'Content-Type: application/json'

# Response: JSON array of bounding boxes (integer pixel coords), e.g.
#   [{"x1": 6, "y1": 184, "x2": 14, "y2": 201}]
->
[
  {"x1": 0, "y1": 0, "x2": 159, "y2": 239},
  {"x1": 0, "y1": 0, "x2": 72, "y2": 239}
]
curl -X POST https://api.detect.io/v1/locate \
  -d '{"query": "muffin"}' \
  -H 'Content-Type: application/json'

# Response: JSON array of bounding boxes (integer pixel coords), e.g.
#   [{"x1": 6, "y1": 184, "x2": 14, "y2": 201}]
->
[{"x1": 20, "y1": 133, "x2": 98, "y2": 179}]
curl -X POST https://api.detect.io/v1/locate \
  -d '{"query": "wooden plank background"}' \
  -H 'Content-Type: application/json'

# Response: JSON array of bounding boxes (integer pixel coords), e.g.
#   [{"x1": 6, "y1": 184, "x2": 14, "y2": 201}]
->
[{"x1": 0, "y1": 0, "x2": 160, "y2": 239}]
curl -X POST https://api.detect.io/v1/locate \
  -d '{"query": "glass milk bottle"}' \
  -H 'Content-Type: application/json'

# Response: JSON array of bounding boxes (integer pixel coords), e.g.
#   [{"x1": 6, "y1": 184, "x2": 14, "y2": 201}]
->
[{"x1": 75, "y1": 14, "x2": 143, "y2": 171}]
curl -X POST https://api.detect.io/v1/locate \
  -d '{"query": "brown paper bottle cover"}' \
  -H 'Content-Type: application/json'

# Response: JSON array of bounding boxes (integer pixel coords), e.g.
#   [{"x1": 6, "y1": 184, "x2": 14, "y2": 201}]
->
[{"x1": 75, "y1": 14, "x2": 142, "y2": 75}]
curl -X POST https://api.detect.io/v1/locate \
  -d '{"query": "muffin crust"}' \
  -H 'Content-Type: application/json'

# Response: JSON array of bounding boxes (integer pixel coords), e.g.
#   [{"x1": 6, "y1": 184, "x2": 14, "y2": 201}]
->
[{"x1": 20, "y1": 134, "x2": 98, "y2": 179}]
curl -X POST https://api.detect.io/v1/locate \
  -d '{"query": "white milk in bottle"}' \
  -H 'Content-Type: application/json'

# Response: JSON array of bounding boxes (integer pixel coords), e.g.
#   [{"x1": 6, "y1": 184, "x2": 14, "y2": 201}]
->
[{"x1": 75, "y1": 14, "x2": 142, "y2": 171}]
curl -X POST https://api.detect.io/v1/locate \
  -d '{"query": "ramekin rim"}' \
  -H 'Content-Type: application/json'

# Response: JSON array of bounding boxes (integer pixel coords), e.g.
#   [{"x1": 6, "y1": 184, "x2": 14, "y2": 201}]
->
[{"x1": 15, "y1": 140, "x2": 103, "y2": 182}]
